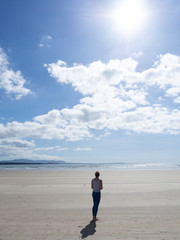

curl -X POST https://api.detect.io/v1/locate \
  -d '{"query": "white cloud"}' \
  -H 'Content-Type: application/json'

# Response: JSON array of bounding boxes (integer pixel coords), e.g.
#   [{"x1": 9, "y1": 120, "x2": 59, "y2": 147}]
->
[
  {"x1": 0, "y1": 138, "x2": 65, "y2": 161},
  {"x1": 0, "y1": 138, "x2": 33, "y2": 146},
  {"x1": 165, "y1": 87, "x2": 180, "y2": 103},
  {"x1": 45, "y1": 58, "x2": 139, "y2": 95},
  {"x1": 74, "y1": 147, "x2": 92, "y2": 151},
  {"x1": 0, "y1": 53, "x2": 180, "y2": 145},
  {"x1": 0, "y1": 138, "x2": 34, "y2": 160},
  {"x1": 131, "y1": 51, "x2": 144, "y2": 58},
  {"x1": 0, "y1": 138, "x2": 35, "y2": 148},
  {"x1": 142, "y1": 54, "x2": 180, "y2": 89},
  {"x1": 38, "y1": 35, "x2": 53, "y2": 47},
  {"x1": 30, "y1": 154, "x2": 64, "y2": 161},
  {"x1": 0, "y1": 48, "x2": 31, "y2": 100},
  {"x1": 34, "y1": 146, "x2": 68, "y2": 152}
]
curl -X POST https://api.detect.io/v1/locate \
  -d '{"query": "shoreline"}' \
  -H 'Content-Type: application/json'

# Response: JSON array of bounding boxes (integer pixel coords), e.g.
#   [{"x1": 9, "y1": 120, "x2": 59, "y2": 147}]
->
[{"x1": 0, "y1": 163, "x2": 179, "y2": 172}]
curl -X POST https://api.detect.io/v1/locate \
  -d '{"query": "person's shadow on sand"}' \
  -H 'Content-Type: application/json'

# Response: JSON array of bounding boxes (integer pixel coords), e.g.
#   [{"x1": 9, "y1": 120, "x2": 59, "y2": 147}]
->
[{"x1": 80, "y1": 220, "x2": 96, "y2": 239}]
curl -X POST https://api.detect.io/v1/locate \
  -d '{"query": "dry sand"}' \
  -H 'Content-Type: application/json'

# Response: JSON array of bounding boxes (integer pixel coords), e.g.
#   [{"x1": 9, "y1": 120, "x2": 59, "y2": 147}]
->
[{"x1": 0, "y1": 170, "x2": 180, "y2": 240}]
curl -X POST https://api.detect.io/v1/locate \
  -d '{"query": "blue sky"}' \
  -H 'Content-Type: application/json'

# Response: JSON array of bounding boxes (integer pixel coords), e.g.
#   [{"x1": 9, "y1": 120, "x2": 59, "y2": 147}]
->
[{"x1": 0, "y1": 0, "x2": 180, "y2": 163}]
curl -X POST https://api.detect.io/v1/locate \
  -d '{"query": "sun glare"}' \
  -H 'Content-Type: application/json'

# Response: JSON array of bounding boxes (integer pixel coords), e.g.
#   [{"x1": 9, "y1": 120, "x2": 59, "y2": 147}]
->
[{"x1": 110, "y1": 0, "x2": 147, "y2": 35}]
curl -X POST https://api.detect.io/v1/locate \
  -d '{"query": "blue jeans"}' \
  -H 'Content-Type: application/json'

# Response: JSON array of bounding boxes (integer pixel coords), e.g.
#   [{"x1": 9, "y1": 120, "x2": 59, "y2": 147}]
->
[{"x1": 92, "y1": 191, "x2": 101, "y2": 217}]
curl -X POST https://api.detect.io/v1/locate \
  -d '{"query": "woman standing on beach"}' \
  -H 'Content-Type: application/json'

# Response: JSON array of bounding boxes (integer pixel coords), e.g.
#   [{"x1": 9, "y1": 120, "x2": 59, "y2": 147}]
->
[{"x1": 91, "y1": 171, "x2": 103, "y2": 221}]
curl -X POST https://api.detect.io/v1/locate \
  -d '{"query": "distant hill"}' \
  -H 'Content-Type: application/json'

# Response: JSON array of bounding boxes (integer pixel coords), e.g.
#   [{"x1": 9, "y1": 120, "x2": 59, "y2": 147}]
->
[{"x1": 0, "y1": 159, "x2": 66, "y2": 164}]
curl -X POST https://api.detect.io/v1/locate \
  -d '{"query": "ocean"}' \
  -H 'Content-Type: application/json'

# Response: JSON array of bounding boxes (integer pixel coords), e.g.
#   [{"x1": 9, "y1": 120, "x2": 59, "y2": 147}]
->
[{"x1": 0, "y1": 162, "x2": 179, "y2": 171}]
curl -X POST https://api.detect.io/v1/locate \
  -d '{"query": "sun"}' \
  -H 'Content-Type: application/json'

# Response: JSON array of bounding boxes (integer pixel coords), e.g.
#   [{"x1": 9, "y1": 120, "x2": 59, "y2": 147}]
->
[{"x1": 110, "y1": 0, "x2": 147, "y2": 35}]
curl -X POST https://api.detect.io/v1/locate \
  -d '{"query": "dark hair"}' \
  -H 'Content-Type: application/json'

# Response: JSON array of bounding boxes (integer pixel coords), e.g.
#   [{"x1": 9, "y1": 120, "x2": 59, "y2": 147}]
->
[{"x1": 95, "y1": 171, "x2": 100, "y2": 178}]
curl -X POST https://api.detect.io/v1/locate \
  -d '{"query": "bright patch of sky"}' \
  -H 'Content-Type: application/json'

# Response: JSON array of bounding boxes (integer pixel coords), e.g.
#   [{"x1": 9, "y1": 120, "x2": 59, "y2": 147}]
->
[{"x1": 0, "y1": 0, "x2": 180, "y2": 163}]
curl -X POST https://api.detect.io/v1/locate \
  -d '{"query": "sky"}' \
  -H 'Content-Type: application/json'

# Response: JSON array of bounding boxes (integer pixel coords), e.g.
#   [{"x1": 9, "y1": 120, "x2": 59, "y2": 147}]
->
[{"x1": 0, "y1": 0, "x2": 180, "y2": 163}]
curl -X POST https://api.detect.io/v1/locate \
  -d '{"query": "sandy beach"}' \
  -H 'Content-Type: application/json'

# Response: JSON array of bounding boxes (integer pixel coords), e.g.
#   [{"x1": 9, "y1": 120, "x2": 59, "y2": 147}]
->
[{"x1": 0, "y1": 170, "x2": 180, "y2": 240}]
